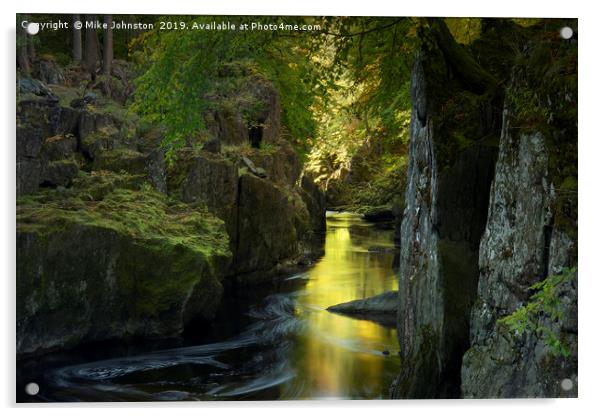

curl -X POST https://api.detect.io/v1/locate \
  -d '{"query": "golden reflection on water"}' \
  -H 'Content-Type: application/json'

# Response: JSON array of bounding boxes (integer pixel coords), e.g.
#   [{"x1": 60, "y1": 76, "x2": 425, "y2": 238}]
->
[{"x1": 285, "y1": 212, "x2": 400, "y2": 399}]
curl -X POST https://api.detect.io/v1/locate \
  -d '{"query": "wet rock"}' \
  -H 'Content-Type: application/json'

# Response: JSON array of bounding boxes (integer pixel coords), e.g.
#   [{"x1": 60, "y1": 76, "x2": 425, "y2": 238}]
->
[
  {"x1": 363, "y1": 206, "x2": 395, "y2": 223},
  {"x1": 327, "y1": 291, "x2": 398, "y2": 315},
  {"x1": 234, "y1": 173, "x2": 308, "y2": 277}
]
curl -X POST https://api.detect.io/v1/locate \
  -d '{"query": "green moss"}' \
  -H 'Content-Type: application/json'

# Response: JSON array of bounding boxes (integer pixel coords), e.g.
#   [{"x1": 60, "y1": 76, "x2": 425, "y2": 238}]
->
[
  {"x1": 17, "y1": 170, "x2": 231, "y2": 328},
  {"x1": 17, "y1": 173, "x2": 230, "y2": 260},
  {"x1": 92, "y1": 148, "x2": 147, "y2": 173}
]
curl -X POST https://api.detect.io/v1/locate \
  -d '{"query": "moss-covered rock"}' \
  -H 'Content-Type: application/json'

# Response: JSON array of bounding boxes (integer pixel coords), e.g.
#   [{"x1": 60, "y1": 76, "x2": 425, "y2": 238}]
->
[
  {"x1": 233, "y1": 173, "x2": 311, "y2": 281},
  {"x1": 91, "y1": 148, "x2": 167, "y2": 193},
  {"x1": 16, "y1": 178, "x2": 231, "y2": 356}
]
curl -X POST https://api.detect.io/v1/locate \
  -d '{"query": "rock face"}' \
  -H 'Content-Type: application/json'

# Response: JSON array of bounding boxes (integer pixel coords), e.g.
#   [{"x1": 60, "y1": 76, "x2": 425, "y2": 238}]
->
[
  {"x1": 234, "y1": 173, "x2": 311, "y2": 277},
  {"x1": 461, "y1": 28, "x2": 578, "y2": 397},
  {"x1": 204, "y1": 74, "x2": 281, "y2": 147},
  {"x1": 328, "y1": 291, "x2": 398, "y2": 315},
  {"x1": 17, "y1": 184, "x2": 231, "y2": 356},
  {"x1": 169, "y1": 80, "x2": 326, "y2": 285},
  {"x1": 392, "y1": 22, "x2": 501, "y2": 399},
  {"x1": 392, "y1": 19, "x2": 577, "y2": 399},
  {"x1": 461, "y1": 117, "x2": 578, "y2": 398},
  {"x1": 16, "y1": 69, "x2": 327, "y2": 357},
  {"x1": 170, "y1": 149, "x2": 324, "y2": 284}
]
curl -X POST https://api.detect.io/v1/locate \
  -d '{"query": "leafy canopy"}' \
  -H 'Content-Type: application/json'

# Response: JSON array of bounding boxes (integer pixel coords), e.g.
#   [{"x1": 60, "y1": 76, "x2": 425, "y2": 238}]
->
[{"x1": 131, "y1": 16, "x2": 322, "y2": 158}]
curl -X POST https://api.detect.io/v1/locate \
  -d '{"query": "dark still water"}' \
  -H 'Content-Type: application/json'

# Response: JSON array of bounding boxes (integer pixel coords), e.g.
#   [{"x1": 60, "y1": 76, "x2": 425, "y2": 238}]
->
[{"x1": 17, "y1": 212, "x2": 400, "y2": 401}]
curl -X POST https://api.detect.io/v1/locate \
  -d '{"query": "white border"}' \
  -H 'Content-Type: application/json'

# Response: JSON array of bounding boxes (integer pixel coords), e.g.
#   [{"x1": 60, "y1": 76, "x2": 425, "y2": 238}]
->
[{"x1": 2, "y1": 1, "x2": 600, "y2": 415}]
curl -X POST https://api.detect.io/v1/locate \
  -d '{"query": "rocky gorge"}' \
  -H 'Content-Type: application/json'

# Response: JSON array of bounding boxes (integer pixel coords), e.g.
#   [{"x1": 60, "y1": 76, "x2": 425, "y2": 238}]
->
[
  {"x1": 391, "y1": 19, "x2": 577, "y2": 398},
  {"x1": 16, "y1": 62, "x2": 326, "y2": 357},
  {"x1": 16, "y1": 15, "x2": 577, "y2": 401}
]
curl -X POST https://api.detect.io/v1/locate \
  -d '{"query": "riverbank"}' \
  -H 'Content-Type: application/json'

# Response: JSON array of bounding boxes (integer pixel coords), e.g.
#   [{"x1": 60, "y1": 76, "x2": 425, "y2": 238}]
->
[{"x1": 18, "y1": 213, "x2": 401, "y2": 402}]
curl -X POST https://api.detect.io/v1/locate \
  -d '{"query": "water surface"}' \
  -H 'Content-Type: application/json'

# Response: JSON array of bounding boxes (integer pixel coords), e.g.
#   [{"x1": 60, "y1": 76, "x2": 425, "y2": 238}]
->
[{"x1": 18, "y1": 212, "x2": 400, "y2": 401}]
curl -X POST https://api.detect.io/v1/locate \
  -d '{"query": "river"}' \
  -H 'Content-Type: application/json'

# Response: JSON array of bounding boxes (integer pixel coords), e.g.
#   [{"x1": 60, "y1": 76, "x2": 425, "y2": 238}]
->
[{"x1": 17, "y1": 212, "x2": 400, "y2": 401}]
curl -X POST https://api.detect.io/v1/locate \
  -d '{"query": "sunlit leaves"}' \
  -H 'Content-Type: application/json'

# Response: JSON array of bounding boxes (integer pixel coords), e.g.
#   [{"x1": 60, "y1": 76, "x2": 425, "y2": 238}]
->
[
  {"x1": 498, "y1": 267, "x2": 576, "y2": 358},
  {"x1": 131, "y1": 16, "x2": 320, "y2": 159}
]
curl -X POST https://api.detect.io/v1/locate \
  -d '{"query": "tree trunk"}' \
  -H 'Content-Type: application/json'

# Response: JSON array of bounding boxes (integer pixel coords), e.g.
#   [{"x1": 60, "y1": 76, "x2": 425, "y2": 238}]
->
[
  {"x1": 426, "y1": 18, "x2": 497, "y2": 95},
  {"x1": 102, "y1": 15, "x2": 113, "y2": 75},
  {"x1": 17, "y1": 24, "x2": 30, "y2": 75},
  {"x1": 72, "y1": 14, "x2": 82, "y2": 63},
  {"x1": 84, "y1": 15, "x2": 99, "y2": 78},
  {"x1": 27, "y1": 34, "x2": 36, "y2": 62}
]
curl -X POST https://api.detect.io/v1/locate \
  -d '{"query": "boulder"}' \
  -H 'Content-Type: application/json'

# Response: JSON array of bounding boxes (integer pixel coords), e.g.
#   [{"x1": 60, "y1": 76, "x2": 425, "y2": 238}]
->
[
  {"x1": 31, "y1": 59, "x2": 65, "y2": 85},
  {"x1": 327, "y1": 291, "x2": 398, "y2": 328},
  {"x1": 78, "y1": 110, "x2": 119, "y2": 149},
  {"x1": 16, "y1": 185, "x2": 231, "y2": 356},
  {"x1": 91, "y1": 148, "x2": 167, "y2": 193},
  {"x1": 41, "y1": 159, "x2": 79, "y2": 187},
  {"x1": 18, "y1": 77, "x2": 57, "y2": 99},
  {"x1": 241, "y1": 155, "x2": 267, "y2": 178},
  {"x1": 42, "y1": 135, "x2": 78, "y2": 160},
  {"x1": 233, "y1": 173, "x2": 310, "y2": 278},
  {"x1": 299, "y1": 173, "x2": 327, "y2": 234},
  {"x1": 175, "y1": 151, "x2": 239, "y2": 240}
]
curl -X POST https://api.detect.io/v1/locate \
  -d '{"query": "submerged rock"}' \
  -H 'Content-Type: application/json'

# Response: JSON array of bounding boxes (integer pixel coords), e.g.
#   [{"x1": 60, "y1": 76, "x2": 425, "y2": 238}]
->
[
  {"x1": 327, "y1": 291, "x2": 398, "y2": 315},
  {"x1": 362, "y1": 206, "x2": 395, "y2": 223},
  {"x1": 327, "y1": 291, "x2": 398, "y2": 329}
]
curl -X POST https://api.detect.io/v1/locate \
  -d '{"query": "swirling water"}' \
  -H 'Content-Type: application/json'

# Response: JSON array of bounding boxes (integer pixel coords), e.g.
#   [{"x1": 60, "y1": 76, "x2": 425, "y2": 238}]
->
[{"x1": 17, "y1": 212, "x2": 400, "y2": 401}]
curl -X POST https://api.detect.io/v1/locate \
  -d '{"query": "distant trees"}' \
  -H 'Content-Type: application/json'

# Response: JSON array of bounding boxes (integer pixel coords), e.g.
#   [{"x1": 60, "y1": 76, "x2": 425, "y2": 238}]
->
[
  {"x1": 17, "y1": 14, "x2": 36, "y2": 75},
  {"x1": 17, "y1": 22, "x2": 31, "y2": 75},
  {"x1": 81, "y1": 14, "x2": 113, "y2": 78},
  {"x1": 72, "y1": 14, "x2": 82, "y2": 63},
  {"x1": 103, "y1": 15, "x2": 113, "y2": 75},
  {"x1": 18, "y1": 14, "x2": 117, "y2": 80},
  {"x1": 84, "y1": 15, "x2": 100, "y2": 78}
]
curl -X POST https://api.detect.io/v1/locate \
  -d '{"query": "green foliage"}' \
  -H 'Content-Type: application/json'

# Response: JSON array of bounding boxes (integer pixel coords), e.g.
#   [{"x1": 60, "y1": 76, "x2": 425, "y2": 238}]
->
[
  {"x1": 309, "y1": 17, "x2": 415, "y2": 140},
  {"x1": 131, "y1": 16, "x2": 320, "y2": 159},
  {"x1": 444, "y1": 18, "x2": 482, "y2": 44},
  {"x1": 498, "y1": 267, "x2": 576, "y2": 357},
  {"x1": 303, "y1": 18, "x2": 416, "y2": 208}
]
